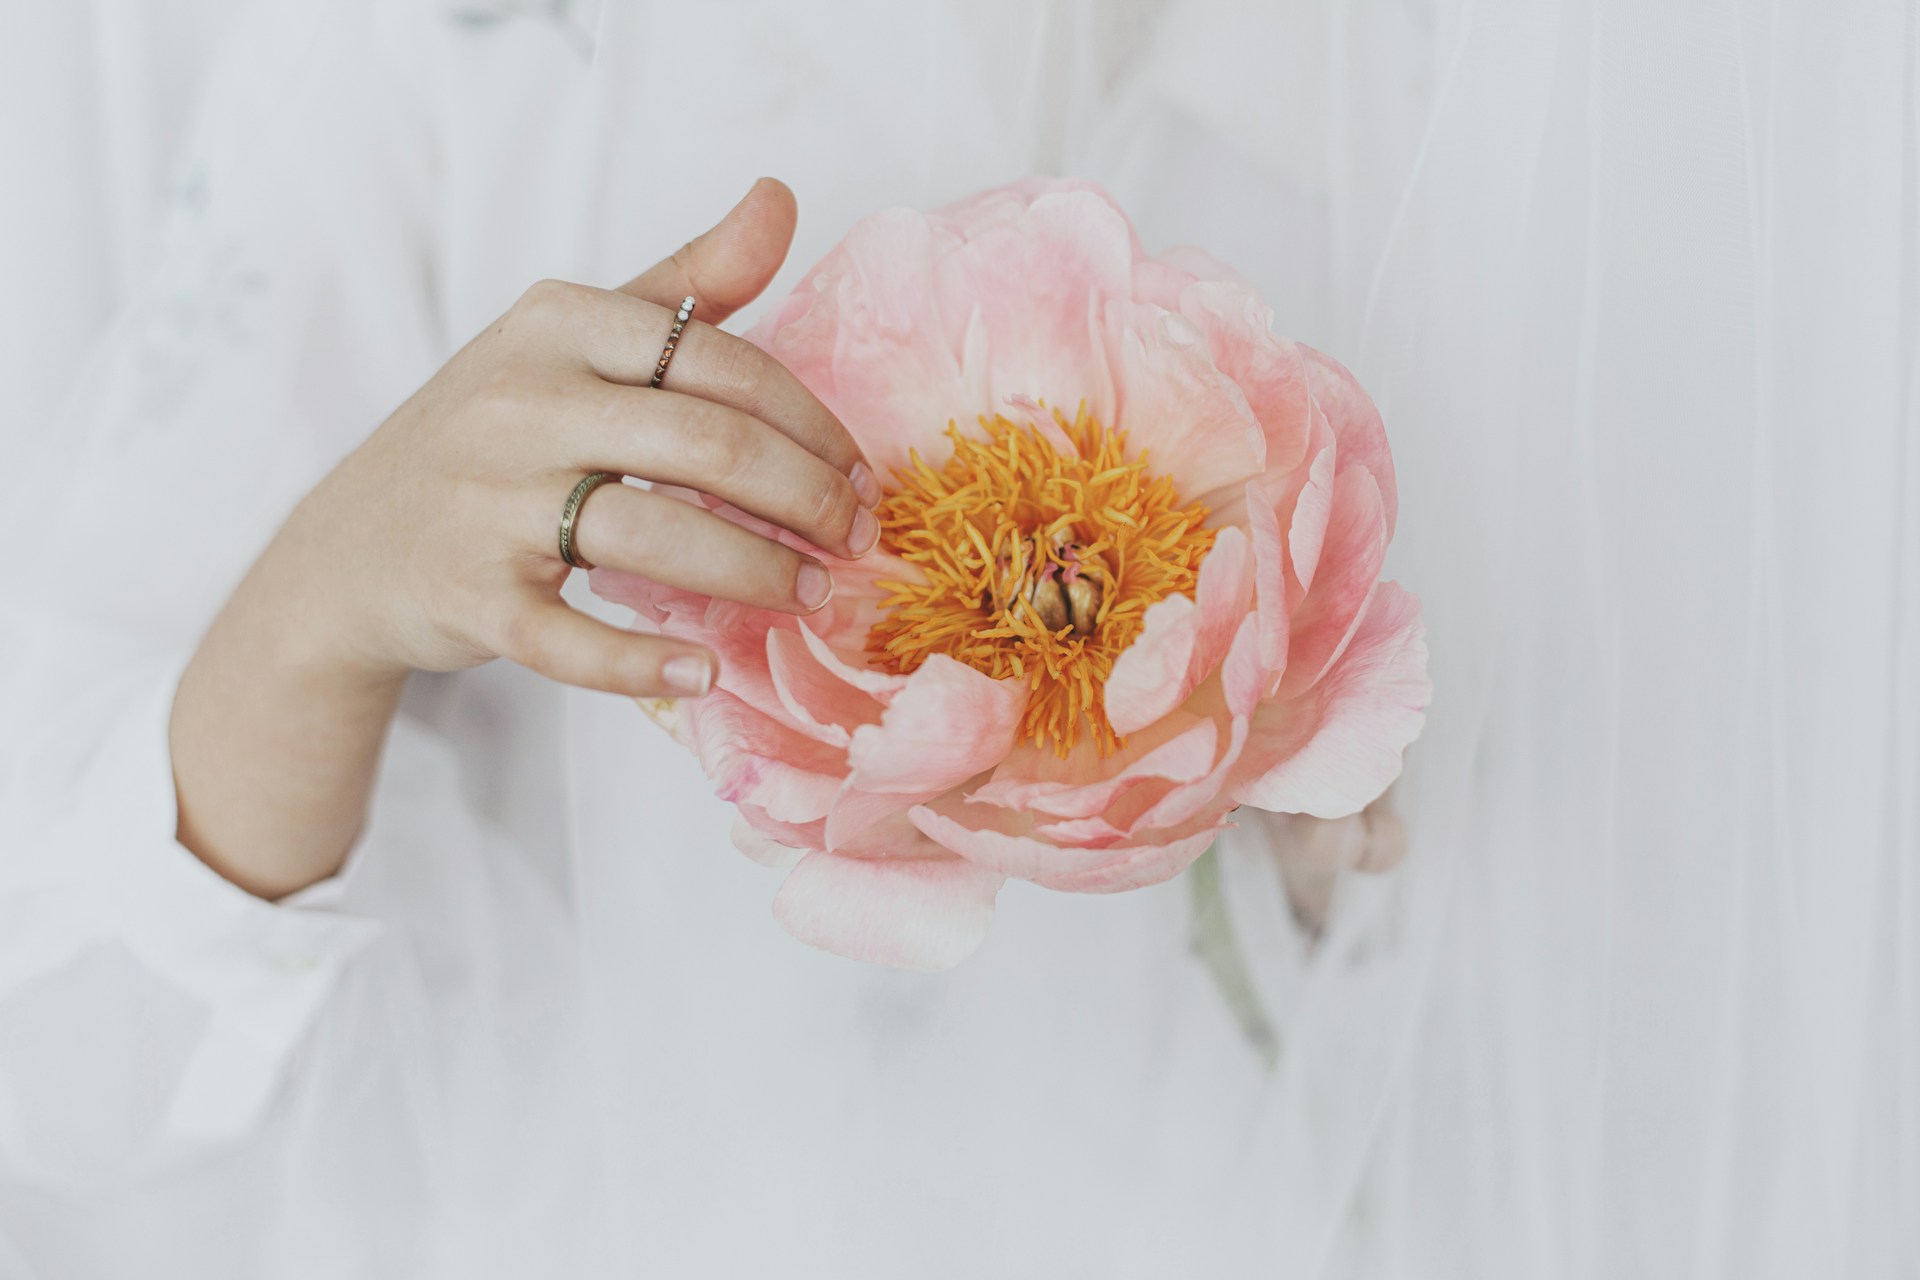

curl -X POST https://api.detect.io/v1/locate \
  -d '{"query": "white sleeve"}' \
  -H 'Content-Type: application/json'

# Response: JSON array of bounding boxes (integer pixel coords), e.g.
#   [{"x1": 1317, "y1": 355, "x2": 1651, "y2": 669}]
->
[{"x1": 0, "y1": 0, "x2": 461, "y2": 1179}]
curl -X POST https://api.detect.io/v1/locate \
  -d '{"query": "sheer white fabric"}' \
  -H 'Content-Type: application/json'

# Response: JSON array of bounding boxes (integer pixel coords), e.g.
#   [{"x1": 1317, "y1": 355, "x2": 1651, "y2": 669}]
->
[{"x1": 0, "y1": 1, "x2": 1913, "y2": 1276}]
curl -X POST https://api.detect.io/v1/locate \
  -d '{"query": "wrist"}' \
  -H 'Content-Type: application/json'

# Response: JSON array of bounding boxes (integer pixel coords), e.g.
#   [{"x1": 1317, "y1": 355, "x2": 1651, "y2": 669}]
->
[{"x1": 246, "y1": 488, "x2": 413, "y2": 694}]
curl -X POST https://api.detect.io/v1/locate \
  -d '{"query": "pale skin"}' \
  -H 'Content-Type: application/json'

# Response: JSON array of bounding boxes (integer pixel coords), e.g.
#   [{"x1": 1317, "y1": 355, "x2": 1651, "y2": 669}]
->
[{"x1": 170, "y1": 178, "x2": 883, "y2": 899}]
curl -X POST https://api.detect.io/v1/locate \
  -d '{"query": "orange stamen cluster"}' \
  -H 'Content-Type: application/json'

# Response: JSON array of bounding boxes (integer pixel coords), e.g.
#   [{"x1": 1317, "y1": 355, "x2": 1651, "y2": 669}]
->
[{"x1": 866, "y1": 404, "x2": 1215, "y2": 756}]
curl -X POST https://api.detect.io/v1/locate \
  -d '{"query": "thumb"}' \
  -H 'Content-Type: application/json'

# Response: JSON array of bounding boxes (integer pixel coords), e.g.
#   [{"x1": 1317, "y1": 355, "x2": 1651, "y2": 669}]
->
[{"x1": 618, "y1": 177, "x2": 798, "y2": 325}]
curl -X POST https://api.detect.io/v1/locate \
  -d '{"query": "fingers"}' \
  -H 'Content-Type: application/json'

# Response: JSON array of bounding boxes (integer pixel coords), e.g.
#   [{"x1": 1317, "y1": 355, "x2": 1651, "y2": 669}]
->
[
  {"x1": 522, "y1": 283, "x2": 871, "y2": 486},
  {"x1": 569, "y1": 482, "x2": 839, "y2": 615},
  {"x1": 501, "y1": 601, "x2": 716, "y2": 698},
  {"x1": 578, "y1": 386, "x2": 878, "y2": 559},
  {"x1": 617, "y1": 177, "x2": 797, "y2": 325},
  {"x1": 650, "y1": 321, "x2": 874, "y2": 487}
]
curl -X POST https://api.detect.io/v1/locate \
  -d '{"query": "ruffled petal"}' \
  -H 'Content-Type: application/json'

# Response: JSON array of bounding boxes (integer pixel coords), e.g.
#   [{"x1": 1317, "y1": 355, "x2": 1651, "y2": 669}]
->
[
  {"x1": 844, "y1": 655, "x2": 1027, "y2": 796},
  {"x1": 1102, "y1": 593, "x2": 1198, "y2": 736},
  {"x1": 1232, "y1": 582, "x2": 1430, "y2": 819},
  {"x1": 1179, "y1": 281, "x2": 1314, "y2": 478},
  {"x1": 795, "y1": 620, "x2": 909, "y2": 702},
  {"x1": 685, "y1": 690, "x2": 845, "y2": 823},
  {"x1": 1281, "y1": 466, "x2": 1388, "y2": 697},
  {"x1": 968, "y1": 717, "x2": 1219, "y2": 820},
  {"x1": 1129, "y1": 616, "x2": 1268, "y2": 832},
  {"x1": 1246, "y1": 473, "x2": 1293, "y2": 674},
  {"x1": 909, "y1": 803, "x2": 1225, "y2": 894},
  {"x1": 937, "y1": 191, "x2": 1134, "y2": 420},
  {"x1": 1104, "y1": 526, "x2": 1255, "y2": 734},
  {"x1": 1286, "y1": 446, "x2": 1336, "y2": 604},
  {"x1": 772, "y1": 851, "x2": 1004, "y2": 971},
  {"x1": 765, "y1": 628, "x2": 884, "y2": 747},
  {"x1": 1303, "y1": 345, "x2": 1398, "y2": 536},
  {"x1": 731, "y1": 815, "x2": 805, "y2": 869},
  {"x1": 748, "y1": 209, "x2": 984, "y2": 479},
  {"x1": 937, "y1": 178, "x2": 1146, "y2": 254},
  {"x1": 1104, "y1": 299, "x2": 1265, "y2": 502}
]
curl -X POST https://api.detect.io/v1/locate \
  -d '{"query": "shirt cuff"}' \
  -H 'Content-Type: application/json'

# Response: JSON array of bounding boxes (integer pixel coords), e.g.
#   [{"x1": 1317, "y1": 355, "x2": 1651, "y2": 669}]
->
[{"x1": 0, "y1": 661, "x2": 382, "y2": 1149}]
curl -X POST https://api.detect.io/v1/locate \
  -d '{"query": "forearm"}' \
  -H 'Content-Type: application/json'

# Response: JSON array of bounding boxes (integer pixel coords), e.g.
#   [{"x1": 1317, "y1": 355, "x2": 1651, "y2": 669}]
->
[{"x1": 169, "y1": 517, "x2": 405, "y2": 900}]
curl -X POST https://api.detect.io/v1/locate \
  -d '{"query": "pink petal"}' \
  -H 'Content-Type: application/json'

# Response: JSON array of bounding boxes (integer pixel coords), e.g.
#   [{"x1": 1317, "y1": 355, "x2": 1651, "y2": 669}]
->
[
  {"x1": 1246, "y1": 473, "x2": 1293, "y2": 674},
  {"x1": 1102, "y1": 593, "x2": 1198, "y2": 736},
  {"x1": 731, "y1": 815, "x2": 804, "y2": 869},
  {"x1": 1302, "y1": 345, "x2": 1398, "y2": 537},
  {"x1": 1129, "y1": 617, "x2": 1268, "y2": 832},
  {"x1": 824, "y1": 781, "x2": 913, "y2": 851},
  {"x1": 653, "y1": 603, "x2": 816, "y2": 737},
  {"x1": 909, "y1": 804, "x2": 1226, "y2": 895},
  {"x1": 1190, "y1": 525, "x2": 1257, "y2": 680},
  {"x1": 686, "y1": 690, "x2": 845, "y2": 823},
  {"x1": 937, "y1": 178, "x2": 1146, "y2": 254},
  {"x1": 588, "y1": 566, "x2": 694, "y2": 628},
  {"x1": 1232, "y1": 582, "x2": 1430, "y2": 819},
  {"x1": 1287, "y1": 446, "x2": 1336, "y2": 603},
  {"x1": 1222, "y1": 608, "x2": 1275, "y2": 718},
  {"x1": 1282, "y1": 466, "x2": 1388, "y2": 698},
  {"x1": 1035, "y1": 826, "x2": 1226, "y2": 894},
  {"x1": 734, "y1": 802, "x2": 825, "y2": 853},
  {"x1": 771, "y1": 851, "x2": 1004, "y2": 971},
  {"x1": 1030, "y1": 815, "x2": 1131, "y2": 847},
  {"x1": 1104, "y1": 299, "x2": 1265, "y2": 502},
  {"x1": 765, "y1": 629, "x2": 884, "y2": 748},
  {"x1": 1004, "y1": 392, "x2": 1079, "y2": 456},
  {"x1": 968, "y1": 717, "x2": 1219, "y2": 819},
  {"x1": 940, "y1": 192, "x2": 1135, "y2": 420},
  {"x1": 1132, "y1": 259, "x2": 1200, "y2": 313},
  {"x1": 793, "y1": 622, "x2": 907, "y2": 703},
  {"x1": 748, "y1": 209, "x2": 984, "y2": 479},
  {"x1": 1104, "y1": 526, "x2": 1255, "y2": 735},
  {"x1": 845, "y1": 655, "x2": 1027, "y2": 796},
  {"x1": 830, "y1": 808, "x2": 955, "y2": 861},
  {"x1": 1156, "y1": 245, "x2": 1253, "y2": 289},
  {"x1": 1179, "y1": 281, "x2": 1315, "y2": 478}
]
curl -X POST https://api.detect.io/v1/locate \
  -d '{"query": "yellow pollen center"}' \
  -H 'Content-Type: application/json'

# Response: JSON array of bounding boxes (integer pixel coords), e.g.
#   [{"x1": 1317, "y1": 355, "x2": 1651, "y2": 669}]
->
[{"x1": 866, "y1": 404, "x2": 1216, "y2": 757}]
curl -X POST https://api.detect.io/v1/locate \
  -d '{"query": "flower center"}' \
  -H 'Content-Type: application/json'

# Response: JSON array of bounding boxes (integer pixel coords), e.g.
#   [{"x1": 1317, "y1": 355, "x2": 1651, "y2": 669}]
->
[{"x1": 866, "y1": 404, "x2": 1215, "y2": 757}]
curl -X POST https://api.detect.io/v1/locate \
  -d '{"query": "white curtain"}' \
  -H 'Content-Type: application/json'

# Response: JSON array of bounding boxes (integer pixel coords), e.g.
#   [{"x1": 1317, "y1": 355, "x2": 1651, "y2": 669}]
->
[{"x1": 1197, "y1": 1, "x2": 1920, "y2": 1274}]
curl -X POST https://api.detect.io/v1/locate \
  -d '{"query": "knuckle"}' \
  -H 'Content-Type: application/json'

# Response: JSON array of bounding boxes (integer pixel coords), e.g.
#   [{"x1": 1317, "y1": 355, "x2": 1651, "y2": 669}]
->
[
  {"x1": 688, "y1": 411, "x2": 757, "y2": 481},
  {"x1": 516, "y1": 277, "x2": 580, "y2": 318},
  {"x1": 805, "y1": 471, "x2": 855, "y2": 537},
  {"x1": 598, "y1": 639, "x2": 649, "y2": 693},
  {"x1": 497, "y1": 605, "x2": 546, "y2": 665},
  {"x1": 707, "y1": 337, "x2": 769, "y2": 407}
]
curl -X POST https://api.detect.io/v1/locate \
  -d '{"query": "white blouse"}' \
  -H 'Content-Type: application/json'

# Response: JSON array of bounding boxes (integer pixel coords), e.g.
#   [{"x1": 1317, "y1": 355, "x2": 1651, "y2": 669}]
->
[{"x1": 3, "y1": 2, "x2": 1915, "y2": 1277}]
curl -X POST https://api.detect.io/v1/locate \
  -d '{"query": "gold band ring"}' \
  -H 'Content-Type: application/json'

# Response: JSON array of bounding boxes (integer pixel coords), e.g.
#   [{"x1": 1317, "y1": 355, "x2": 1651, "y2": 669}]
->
[{"x1": 558, "y1": 471, "x2": 618, "y2": 570}]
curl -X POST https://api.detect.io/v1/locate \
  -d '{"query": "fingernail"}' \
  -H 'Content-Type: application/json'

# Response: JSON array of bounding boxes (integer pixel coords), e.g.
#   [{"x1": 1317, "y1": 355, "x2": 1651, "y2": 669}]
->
[
  {"x1": 850, "y1": 461, "x2": 881, "y2": 507},
  {"x1": 662, "y1": 655, "x2": 712, "y2": 696},
  {"x1": 796, "y1": 561, "x2": 835, "y2": 610},
  {"x1": 849, "y1": 506, "x2": 880, "y2": 557}
]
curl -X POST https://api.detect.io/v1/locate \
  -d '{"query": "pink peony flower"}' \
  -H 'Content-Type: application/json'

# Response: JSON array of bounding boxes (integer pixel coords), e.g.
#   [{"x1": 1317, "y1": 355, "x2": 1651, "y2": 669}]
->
[{"x1": 594, "y1": 179, "x2": 1430, "y2": 970}]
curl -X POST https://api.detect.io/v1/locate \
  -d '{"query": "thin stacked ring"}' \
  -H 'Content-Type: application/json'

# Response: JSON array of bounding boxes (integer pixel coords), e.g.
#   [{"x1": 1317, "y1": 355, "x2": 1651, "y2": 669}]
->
[{"x1": 651, "y1": 295, "x2": 695, "y2": 388}]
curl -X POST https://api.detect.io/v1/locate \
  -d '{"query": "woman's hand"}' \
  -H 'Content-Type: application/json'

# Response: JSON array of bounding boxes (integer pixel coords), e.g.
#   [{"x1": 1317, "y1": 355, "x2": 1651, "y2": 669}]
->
[
  {"x1": 274, "y1": 178, "x2": 876, "y2": 696},
  {"x1": 171, "y1": 179, "x2": 867, "y2": 897}
]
